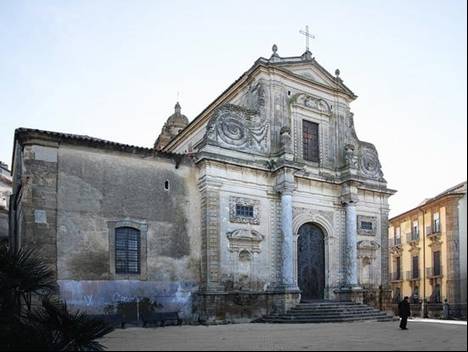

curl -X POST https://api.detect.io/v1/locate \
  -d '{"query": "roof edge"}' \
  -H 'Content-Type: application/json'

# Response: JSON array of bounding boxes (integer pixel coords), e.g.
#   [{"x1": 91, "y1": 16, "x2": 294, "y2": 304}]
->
[
  {"x1": 389, "y1": 181, "x2": 467, "y2": 222},
  {"x1": 13, "y1": 128, "x2": 187, "y2": 161}
]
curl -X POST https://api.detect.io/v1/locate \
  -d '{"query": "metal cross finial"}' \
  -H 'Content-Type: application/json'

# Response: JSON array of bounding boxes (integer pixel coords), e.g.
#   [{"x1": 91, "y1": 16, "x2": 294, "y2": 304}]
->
[{"x1": 299, "y1": 25, "x2": 315, "y2": 52}]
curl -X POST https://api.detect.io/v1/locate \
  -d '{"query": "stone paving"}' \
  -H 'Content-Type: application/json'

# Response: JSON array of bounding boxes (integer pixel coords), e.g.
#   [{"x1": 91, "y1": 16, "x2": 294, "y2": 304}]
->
[{"x1": 100, "y1": 319, "x2": 467, "y2": 351}]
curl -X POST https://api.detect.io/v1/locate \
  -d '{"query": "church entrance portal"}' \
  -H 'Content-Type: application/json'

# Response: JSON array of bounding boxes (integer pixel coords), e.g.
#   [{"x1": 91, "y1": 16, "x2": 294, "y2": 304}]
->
[{"x1": 297, "y1": 223, "x2": 325, "y2": 300}]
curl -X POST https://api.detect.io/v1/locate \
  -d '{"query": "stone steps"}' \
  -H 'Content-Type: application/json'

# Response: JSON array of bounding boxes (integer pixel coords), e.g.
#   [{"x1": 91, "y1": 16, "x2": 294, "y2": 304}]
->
[{"x1": 255, "y1": 301, "x2": 394, "y2": 324}]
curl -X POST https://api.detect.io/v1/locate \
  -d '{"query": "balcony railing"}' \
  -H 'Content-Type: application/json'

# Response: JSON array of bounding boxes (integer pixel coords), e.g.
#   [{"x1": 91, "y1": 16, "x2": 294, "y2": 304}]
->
[
  {"x1": 426, "y1": 224, "x2": 441, "y2": 237},
  {"x1": 426, "y1": 266, "x2": 443, "y2": 278},
  {"x1": 390, "y1": 271, "x2": 403, "y2": 282},
  {"x1": 406, "y1": 231, "x2": 419, "y2": 243},
  {"x1": 389, "y1": 237, "x2": 402, "y2": 248},
  {"x1": 406, "y1": 270, "x2": 420, "y2": 280}
]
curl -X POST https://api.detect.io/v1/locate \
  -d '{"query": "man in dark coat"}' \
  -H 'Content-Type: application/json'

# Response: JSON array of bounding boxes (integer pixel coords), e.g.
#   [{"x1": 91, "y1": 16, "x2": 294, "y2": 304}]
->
[{"x1": 398, "y1": 296, "x2": 411, "y2": 330}]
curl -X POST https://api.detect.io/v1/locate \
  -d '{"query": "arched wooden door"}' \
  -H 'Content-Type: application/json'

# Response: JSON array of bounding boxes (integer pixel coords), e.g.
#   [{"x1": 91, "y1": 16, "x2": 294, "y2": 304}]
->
[{"x1": 297, "y1": 223, "x2": 325, "y2": 300}]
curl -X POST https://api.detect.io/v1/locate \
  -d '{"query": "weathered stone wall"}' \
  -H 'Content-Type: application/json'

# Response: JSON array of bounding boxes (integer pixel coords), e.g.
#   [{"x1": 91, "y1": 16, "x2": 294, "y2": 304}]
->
[
  {"x1": 18, "y1": 144, "x2": 60, "y2": 274},
  {"x1": 14, "y1": 141, "x2": 202, "y2": 320}
]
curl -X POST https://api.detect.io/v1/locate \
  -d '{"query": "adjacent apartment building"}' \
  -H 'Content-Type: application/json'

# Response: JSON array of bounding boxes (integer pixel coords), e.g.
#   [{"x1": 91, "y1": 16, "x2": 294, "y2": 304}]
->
[
  {"x1": 0, "y1": 162, "x2": 12, "y2": 246},
  {"x1": 388, "y1": 181, "x2": 467, "y2": 317}
]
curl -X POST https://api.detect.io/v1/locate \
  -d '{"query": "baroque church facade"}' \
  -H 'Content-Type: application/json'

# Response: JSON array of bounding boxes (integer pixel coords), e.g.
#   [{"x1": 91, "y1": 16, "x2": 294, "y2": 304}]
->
[{"x1": 9, "y1": 46, "x2": 395, "y2": 322}]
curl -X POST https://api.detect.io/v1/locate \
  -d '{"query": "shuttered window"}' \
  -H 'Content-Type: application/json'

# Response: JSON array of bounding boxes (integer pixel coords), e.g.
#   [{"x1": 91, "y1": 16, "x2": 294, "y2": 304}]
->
[
  {"x1": 433, "y1": 251, "x2": 441, "y2": 276},
  {"x1": 303, "y1": 120, "x2": 319, "y2": 162},
  {"x1": 115, "y1": 227, "x2": 141, "y2": 274},
  {"x1": 412, "y1": 256, "x2": 419, "y2": 279}
]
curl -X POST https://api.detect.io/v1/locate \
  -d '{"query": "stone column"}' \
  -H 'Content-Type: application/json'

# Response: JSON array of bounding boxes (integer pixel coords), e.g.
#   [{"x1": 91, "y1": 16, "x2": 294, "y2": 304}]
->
[
  {"x1": 344, "y1": 201, "x2": 358, "y2": 287},
  {"x1": 280, "y1": 187, "x2": 294, "y2": 288},
  {"x1": 335, "y1": 182, "x2": 364, "y2": 303},
  {"x1": 275, "y1": 167, "x2": 298, "y2": 291}
]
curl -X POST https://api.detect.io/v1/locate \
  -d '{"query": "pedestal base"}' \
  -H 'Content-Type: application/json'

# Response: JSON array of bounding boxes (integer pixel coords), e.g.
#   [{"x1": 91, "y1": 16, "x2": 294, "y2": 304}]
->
[{"x1": 334, "y1": 287, "x2": 365, "y2": 304}]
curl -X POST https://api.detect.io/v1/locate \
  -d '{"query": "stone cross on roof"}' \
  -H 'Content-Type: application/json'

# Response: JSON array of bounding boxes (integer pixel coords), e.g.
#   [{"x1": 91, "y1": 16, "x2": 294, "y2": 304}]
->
[{"x1": 299, "y1": 25, "x2": 315, "y2": 52}]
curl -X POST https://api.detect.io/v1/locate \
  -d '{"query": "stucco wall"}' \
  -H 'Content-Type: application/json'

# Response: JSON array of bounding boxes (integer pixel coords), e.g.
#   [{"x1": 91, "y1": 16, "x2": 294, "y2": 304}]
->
[{"x1": 53, "y1": 145, "x2": 201, "y2": 318}]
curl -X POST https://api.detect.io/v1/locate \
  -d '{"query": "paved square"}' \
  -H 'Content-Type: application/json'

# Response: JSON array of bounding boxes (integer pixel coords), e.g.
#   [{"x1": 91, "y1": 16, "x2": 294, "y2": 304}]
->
[{"x1": 99, "y1": 320, "x2": 467, "y2": 351}]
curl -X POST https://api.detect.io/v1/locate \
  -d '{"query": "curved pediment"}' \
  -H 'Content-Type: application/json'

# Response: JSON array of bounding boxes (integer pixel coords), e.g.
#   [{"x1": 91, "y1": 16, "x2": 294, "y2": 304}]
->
[
  {"x1": 290, "y1": 93, "x2": 332, "y2": 116},
  {"x1": 226, "y1": 229, "x2": 265, "y2": 253},
  {"x1": 357, "y1": 240, "x2": 381, "y2": 250}
]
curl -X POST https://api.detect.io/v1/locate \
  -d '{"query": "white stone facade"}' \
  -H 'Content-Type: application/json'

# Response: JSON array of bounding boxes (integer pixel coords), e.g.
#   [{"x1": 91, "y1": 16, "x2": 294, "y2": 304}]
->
[{"x1": 163, "y1": 48, "x2": 395, "y2": 314}]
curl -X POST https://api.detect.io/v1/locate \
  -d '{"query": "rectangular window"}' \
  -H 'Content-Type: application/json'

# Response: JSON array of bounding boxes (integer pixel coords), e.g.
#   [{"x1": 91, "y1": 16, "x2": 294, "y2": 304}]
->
[
  {"x1": 395, "y1": 227, "x2": 401, "y2": 245},
  {"x1": 412, "y1": 220, "x2": 419, "y2": 236},
  {"x1": 412, "y1": 256, "x2": 419, "y2": 279},
  {"x1": 236, "y1": 204, "x2": 254, "y2": 218},
  {"x1": 115, "y1": 227, "x2": 141, "y2": 274},
  {"x1": 433, "y1": 212, "x2": 440, "y2": 233},
  {"x1": 433, "y1": 251, "x2": 441, "y2": 276},
  {"x1": 396, "y1": 257, "x2": 401, "y2": 280},
  {"x1": 303, "y1": 120, "x2": 319, "y2": 162}
]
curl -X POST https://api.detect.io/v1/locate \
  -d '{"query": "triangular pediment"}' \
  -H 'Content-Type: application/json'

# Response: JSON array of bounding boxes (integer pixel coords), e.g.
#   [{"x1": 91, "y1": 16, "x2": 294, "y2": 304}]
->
[
  {"x1": 285, "y1": 64, "x2": 331, "y2": 85},
  {"x1": 264, "y1": 53, "x2": 356, "y2": 99}
]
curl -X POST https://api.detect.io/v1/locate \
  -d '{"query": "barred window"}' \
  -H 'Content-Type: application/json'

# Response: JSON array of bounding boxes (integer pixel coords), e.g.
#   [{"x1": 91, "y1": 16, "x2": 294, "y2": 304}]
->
[
  {"x1": 236, "y1": 204, "x2": 254, "y2": 218},
  {"x1": 115, "y1": 227, "x2": 141, "y2": 274},
  {"x1": 303, "y1": 120, "x2": 319, "y2": 162},
  {"x1": 361, "y1": 221, "x2": 373, "y2": 230}
]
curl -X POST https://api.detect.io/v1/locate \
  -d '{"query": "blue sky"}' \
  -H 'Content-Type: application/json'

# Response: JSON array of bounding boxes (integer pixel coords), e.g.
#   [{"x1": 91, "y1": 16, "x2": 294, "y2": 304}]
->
[{"x1": 0, "y1": 0, "x2": 466, "y2": 216}]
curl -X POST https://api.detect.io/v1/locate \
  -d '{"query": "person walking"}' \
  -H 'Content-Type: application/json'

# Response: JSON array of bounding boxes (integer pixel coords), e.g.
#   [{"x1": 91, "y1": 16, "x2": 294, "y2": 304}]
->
[{"x1": 398, "y1": 296, "x2": 411, "y2": 330}]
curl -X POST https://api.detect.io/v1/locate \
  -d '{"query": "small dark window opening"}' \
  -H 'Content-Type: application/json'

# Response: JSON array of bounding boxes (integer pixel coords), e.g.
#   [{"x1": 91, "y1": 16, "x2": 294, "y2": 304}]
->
[
  {"x1": 164, "y1": 180, "x2": 170, "y2": 190},
  {"x1": 115, "y1": 227, "x2": 141, "y2": 274},
  {"x1": 287, "y1": 90, "x2": 291, "y2": 96},
  {"x1": 236, "y1": 204, "x2": 254, "y2": 218},
  {"x1": 433, "y1": 251, "x2": 441, "y2": 276},
  {"x1": 396, "y1": 257, "x2": 401, "y2": 280},
  {"x1": 361, "y1": 221, "x2": 373, "y2": 230},
  {"x1": 303, "y1": 120, "x2": 319, "y2": 162}
]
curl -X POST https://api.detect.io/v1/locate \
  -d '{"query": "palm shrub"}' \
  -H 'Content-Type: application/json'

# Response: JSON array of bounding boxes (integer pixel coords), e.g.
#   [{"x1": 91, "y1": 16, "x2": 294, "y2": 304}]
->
[
  {"x1": 0, "y1": 245, "x2": 57, "y2": 314},
  {"x1": 0, "y1": 245, "x2": 114, "y2": 351}
]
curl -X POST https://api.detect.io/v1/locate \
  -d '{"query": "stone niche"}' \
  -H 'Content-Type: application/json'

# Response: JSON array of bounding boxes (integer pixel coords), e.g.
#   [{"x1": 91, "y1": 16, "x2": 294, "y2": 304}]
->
[{"x1": 225, "y1": 229, "x2": 265, "y2": 292}]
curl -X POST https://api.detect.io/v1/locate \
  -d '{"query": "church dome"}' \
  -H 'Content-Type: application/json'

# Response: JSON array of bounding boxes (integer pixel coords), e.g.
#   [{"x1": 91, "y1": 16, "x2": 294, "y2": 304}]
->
[
  {"x1": 154, "y1": 102, "x2": 189, "y2": 151},
  {"x1": 167, "y1": 102, "x2": 189, "y2": 127}
]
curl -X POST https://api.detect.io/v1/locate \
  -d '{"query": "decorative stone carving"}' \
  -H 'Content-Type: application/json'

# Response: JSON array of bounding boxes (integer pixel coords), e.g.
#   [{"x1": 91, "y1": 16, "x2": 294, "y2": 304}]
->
[
  {"x1": 280, "y1": 126, "x2": 293, "y2": 154},
  {"x1": 357, "y1": 240, "x2": 381, "y2": 251},
  {"x1": 357, "y1": 215, "x2": 378, "y2": 236},
  {"x1": 344, "y1": 144, "x2": 358, "y2": 169},
  {"x1": 229, "y1": 196, "x2": 260, "y2": 225},
  {"x1": 206, "y1": 103, "x2": 269, "y2": 154},
  {"x1": 357, "y1": 240, "x2": 380, "y2": 261},
  {"x1": 292, "y1": 93, "x2": 332, "y2": 116},
  {"x1": 359, "y1": 143, "x2": 384, "y2": 180},
  {"x1": 226, "y1": 229, "x2": 265, "y2": 253}
]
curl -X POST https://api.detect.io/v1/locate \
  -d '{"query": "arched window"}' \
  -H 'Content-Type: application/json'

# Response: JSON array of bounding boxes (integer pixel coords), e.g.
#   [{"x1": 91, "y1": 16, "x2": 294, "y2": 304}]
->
[{"x1": 115, "y1": 227, "x2": 141, "y2": 274}]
